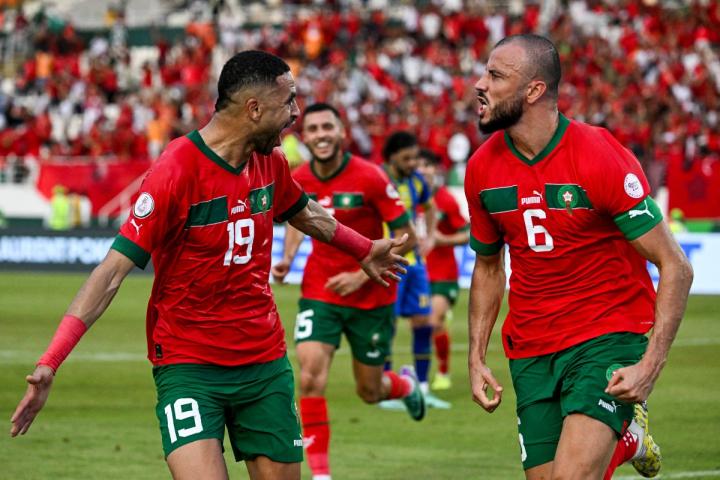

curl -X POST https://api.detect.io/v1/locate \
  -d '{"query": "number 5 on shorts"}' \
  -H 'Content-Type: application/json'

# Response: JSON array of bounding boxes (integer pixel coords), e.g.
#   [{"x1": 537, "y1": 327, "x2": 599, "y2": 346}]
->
[
  {"x1": 164, "y1": 398, "x2": 203, "y2": 443},
  {"x1": 295, "y1": 309, "x2": 314, "y2": 340}
]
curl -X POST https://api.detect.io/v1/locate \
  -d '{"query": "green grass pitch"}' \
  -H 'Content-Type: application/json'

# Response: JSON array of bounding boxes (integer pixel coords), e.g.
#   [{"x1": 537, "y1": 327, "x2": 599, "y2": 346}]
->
[{"x1": 1, "y1": 272, "x2": 719, "y2": 479}]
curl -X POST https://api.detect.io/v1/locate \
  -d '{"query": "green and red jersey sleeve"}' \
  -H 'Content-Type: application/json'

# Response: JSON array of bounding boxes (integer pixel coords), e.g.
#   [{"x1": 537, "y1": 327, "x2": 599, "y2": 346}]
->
[
  {"x1": 586, "y1": 128, "x2": 663, "y2": 240},
  {"x1": 113, "y1": 149, "x2": 188, "y2": 268},
  {"x1": 465, "y1": 154, "x2": 503, "y2": 256}
]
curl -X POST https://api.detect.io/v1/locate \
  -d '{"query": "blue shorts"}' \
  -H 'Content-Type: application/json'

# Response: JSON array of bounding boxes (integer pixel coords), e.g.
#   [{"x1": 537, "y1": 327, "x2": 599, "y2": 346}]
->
[{"x1": 395, "y1": 263, "x2": 431, "y2": 317}]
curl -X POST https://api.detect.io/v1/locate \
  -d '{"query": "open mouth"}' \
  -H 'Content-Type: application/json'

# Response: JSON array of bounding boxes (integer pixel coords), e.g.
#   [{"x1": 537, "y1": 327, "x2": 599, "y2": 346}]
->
[{"x1": 477, "y1": 96, "x2": 489, "y2": 117}]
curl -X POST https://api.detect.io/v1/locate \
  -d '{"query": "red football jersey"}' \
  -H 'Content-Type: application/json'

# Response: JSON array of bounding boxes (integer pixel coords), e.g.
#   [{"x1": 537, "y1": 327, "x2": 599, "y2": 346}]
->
[
  {"x1": 293, "y1": 154, "x2": 408, "y2": 309},
  {"x1": 426, "y1": 185, "x2": 469, "y2": 282},
  {"x1": 112, "y1": 130, "x2": 308, "y2": 366},
  {"x1": 465, "y1": 115, "x2": 662, "y2": 359}
]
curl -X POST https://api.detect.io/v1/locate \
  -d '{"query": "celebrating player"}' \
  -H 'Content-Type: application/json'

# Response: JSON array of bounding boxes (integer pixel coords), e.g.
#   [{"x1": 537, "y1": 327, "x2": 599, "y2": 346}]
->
[
  {"x1": 379, "y1": 131, "x2": 451, "y2": 410},
  {"x1": 272, "y1": 103, "x2": 424, "y2": 480},
  {"x1": 465, "y1": 34, "x2": 693, "y2": 479},
  {"x1": 417, "y1": 148, "x2": 470, "y2": 391},
  {"x1": 10, "y1": 51, "x2": 408, "y2": 480}
]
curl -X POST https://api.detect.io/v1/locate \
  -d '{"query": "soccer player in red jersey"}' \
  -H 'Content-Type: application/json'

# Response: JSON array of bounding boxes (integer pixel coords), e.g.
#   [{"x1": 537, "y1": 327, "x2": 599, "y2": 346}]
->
[
  {"x1": 417, "y1": 148, "x2": 470, "y2": 391},
  {"x1": 272, "y1": 103, "x2": 425, "y2": 480},
  {"x1": 465, "y1": 35, "x2": 693, "y2": 479},
  {"x1": 10, "y1": 51, "x2": 408, "y2": 480}
]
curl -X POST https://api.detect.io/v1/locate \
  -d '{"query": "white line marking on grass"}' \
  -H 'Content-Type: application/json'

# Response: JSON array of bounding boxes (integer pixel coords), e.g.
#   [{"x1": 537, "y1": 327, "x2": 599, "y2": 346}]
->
[
  {"x1": 616, "y1": 470, "x2": 720, "y2": 479},
  {"x1": 1, "y1": 337, "x2": 717, "y2": 364}
]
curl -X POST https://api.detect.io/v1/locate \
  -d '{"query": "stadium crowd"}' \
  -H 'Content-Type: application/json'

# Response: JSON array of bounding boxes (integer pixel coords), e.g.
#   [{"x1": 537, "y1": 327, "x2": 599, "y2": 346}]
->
[{"x1": 0, "y1": 0, "x2": 718, "y2": 193}]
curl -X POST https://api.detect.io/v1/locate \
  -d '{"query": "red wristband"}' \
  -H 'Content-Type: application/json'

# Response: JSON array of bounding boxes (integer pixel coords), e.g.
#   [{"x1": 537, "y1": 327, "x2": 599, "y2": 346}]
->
[
  {"x1": 37, "y1": 315, "x2": 88, "y2": 373},
  {"x1": 329, "y1": 222, "x2": 373, "y2": 261}
]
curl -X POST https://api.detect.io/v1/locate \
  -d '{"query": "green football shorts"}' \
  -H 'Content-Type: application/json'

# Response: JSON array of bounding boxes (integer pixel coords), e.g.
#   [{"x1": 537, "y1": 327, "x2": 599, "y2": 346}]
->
[
  {"x1": 430, "y1": 280, "x2": 460, "y2": 306},
  {"x1": 294, "y1": 298, "x2": 394, "y2": 366},
  {"x1": 509, "y1": 332, "x2": 648, "y2": 470},
  {"x1": 153, "y1": 355, "x2": 303, "y2": 462}
]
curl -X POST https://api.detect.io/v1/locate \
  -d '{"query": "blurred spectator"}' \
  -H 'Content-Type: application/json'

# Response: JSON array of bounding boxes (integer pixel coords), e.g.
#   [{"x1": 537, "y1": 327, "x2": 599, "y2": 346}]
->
[{"x1": 0, "y1": 0, "x2": 716, "y2": 204}]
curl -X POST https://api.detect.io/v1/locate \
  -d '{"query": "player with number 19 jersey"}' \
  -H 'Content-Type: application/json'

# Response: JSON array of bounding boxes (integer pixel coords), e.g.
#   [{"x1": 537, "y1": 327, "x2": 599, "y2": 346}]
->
[
  {"x1": 292, "y1": 153, "x2": 409, "y2": 309},
  {"x1": 111, "y1": 130, "x2": 308, "y2": 367},
  {"x1": 465, "y1": 114, "x2": 663, "y2": 359}
]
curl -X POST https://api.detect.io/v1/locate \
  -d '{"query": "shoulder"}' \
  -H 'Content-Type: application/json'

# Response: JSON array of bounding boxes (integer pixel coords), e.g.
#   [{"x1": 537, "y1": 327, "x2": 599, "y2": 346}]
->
[
  {"x1": 569, "y1": 120, "x2": 640, "y2": 173},
  {"x1": 292, "y1": 161, "x2": 312, "y2": 180},
  {"x1": 467, "y1": 132, "x2": 505, "y2": 168},
  {"x1": 148, "y1": 136, "x2": 197, "y2": 184},
  {"x1": 349, "y1": 155, "x2": 387, "y2": 179},
  {"x1": 566, "y1": 119, "x2": 625, "y2": 156}
]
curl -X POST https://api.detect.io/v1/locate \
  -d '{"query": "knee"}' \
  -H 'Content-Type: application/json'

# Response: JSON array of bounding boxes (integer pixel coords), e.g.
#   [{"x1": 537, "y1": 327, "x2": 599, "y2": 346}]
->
[
  {"x1": 356, "y1": 383, "x2": 382, "y2": 404},
  {"x1": 299, "y1": 369, "x2": 326, "y2": 397}
]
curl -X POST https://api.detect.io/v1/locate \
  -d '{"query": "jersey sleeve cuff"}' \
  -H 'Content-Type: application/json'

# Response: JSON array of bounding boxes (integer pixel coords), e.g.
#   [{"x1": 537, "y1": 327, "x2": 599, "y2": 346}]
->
[
  {"x1": 613, "y1": 196, "x2": 664, "y2": 240},
  {"x1": 274, "y1": 192, "x2": 309, "y2": 223},
  {"x1": 111, "y1": 234, "x2": 151, "y2": 269},
  {"x1": 470, "y1": 234, "x2": 503, "y2": 256},
  {"x1": 386, "y1": 211, "x2": 410, "y2": 229}
]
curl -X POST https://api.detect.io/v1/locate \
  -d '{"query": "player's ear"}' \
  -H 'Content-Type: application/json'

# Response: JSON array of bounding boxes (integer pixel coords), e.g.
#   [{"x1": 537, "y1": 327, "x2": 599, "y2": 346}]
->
[
  {"x1": 245, "y1": 97, "x2": 262, "y2": 122},
  {"x1": 526, "y1": 80, "x2": 547, "y2": 105}
]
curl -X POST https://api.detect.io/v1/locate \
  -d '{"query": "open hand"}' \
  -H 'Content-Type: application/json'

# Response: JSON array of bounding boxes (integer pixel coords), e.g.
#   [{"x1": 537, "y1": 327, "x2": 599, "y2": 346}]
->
[
  {"x1": 360, "y1": 234, "x2": 409, "y2": 287},
  {"x1": 10, "y1": 365, "x2": 55, "y2": 437}
]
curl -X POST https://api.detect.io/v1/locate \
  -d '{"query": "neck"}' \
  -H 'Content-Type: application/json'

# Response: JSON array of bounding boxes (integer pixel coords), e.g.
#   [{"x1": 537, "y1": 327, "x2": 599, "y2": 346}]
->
[
  {"x1": 199, "y1": 116, "x2": 256, "y2": 168},
  {"x1": 506, "y1": 105, "x2": 559, "y2": 160},
  {"x1": 313, "y1": 150, "x2": 345, "y2": 178}
]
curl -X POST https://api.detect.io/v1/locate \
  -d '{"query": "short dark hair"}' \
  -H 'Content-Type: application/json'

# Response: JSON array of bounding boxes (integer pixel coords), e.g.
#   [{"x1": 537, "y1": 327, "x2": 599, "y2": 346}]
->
[
  {"x1": 215, "y1": 50, "x2": 290, "y2": 112},
  {"x1": 302, "y1": 103, "x2": 342, "y2": 125},
  {"x1": 383, "y1": 131, "x2": 417, "y2": 161},
  {"x1": 495, "y1": 34, "x2": 561, "y2": 99},
  {"x1": 418, "y1": 148, "x2": 440, "y2": 165}
]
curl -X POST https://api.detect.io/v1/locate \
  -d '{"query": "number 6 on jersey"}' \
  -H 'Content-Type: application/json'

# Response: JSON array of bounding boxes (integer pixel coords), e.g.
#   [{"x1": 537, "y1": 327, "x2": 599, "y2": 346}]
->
[
  {"x1": 224, "y1": 219, "x2": 254, "y2": 266},
  {"x1": 523, "y1": 209, "x2": 554, "y2": 253}
]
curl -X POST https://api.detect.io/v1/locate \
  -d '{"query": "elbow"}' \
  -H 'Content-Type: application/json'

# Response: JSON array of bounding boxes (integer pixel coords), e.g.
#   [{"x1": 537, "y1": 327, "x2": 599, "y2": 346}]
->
[{"x1": 681, "y1": 256, "x2": 694, "y2": 288}]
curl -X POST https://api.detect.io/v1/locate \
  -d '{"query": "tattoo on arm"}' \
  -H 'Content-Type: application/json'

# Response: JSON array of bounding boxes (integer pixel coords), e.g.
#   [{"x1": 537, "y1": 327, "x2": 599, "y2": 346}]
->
[{"x1": 288, "y1": 200, "x2": 337, "y2": 243}]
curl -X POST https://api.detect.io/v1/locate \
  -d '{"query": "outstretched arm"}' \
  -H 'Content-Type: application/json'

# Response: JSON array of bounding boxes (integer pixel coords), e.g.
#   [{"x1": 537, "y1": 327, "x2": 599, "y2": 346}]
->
[
  {"x1": 468, "y1": 250, "x2": 506, "y2": 413},
  {"x1": 10, "y1": 249, "x2": 135, "y2": 437},
  {"x1": 288, "y1": 200, "x2": 408, "y2": 286},
  {"x1": 606, "y1": 222, "x2": 693, "y2": 402}
]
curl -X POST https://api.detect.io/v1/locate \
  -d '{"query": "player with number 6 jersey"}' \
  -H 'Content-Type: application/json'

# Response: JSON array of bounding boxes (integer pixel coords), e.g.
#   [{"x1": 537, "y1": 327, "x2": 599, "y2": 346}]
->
[
  {"x1": 466, "y1": 35, "x2": 693, "y2": 480},
  {"x1": 466, "y1": 113, "x2": 660, "y2": 359}
]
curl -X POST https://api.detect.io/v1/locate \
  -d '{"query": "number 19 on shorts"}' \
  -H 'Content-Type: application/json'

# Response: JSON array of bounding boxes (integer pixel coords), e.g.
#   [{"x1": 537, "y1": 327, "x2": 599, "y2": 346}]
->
[{"x1": 164, "y1": 398, "x2": 204, "y2": 443}]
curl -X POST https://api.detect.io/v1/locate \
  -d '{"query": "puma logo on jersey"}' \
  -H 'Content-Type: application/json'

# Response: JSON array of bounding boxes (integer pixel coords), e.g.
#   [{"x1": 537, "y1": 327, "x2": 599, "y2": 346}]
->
[
  {"x1": 130, "y1": 218, "x2": 142, "y2": 235},
  {"x1": 521, "y1": 190, "x2": 543, "y2": 206},
  {"x1": 629, "y1": 200, "x2": 654, "y2": 219},
  {"x1": 366, "y1": 349, "x2": 381, "y2": 359},
  {"x1": 231, "y1": 200, "x2": 247, "y2": 215}
]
